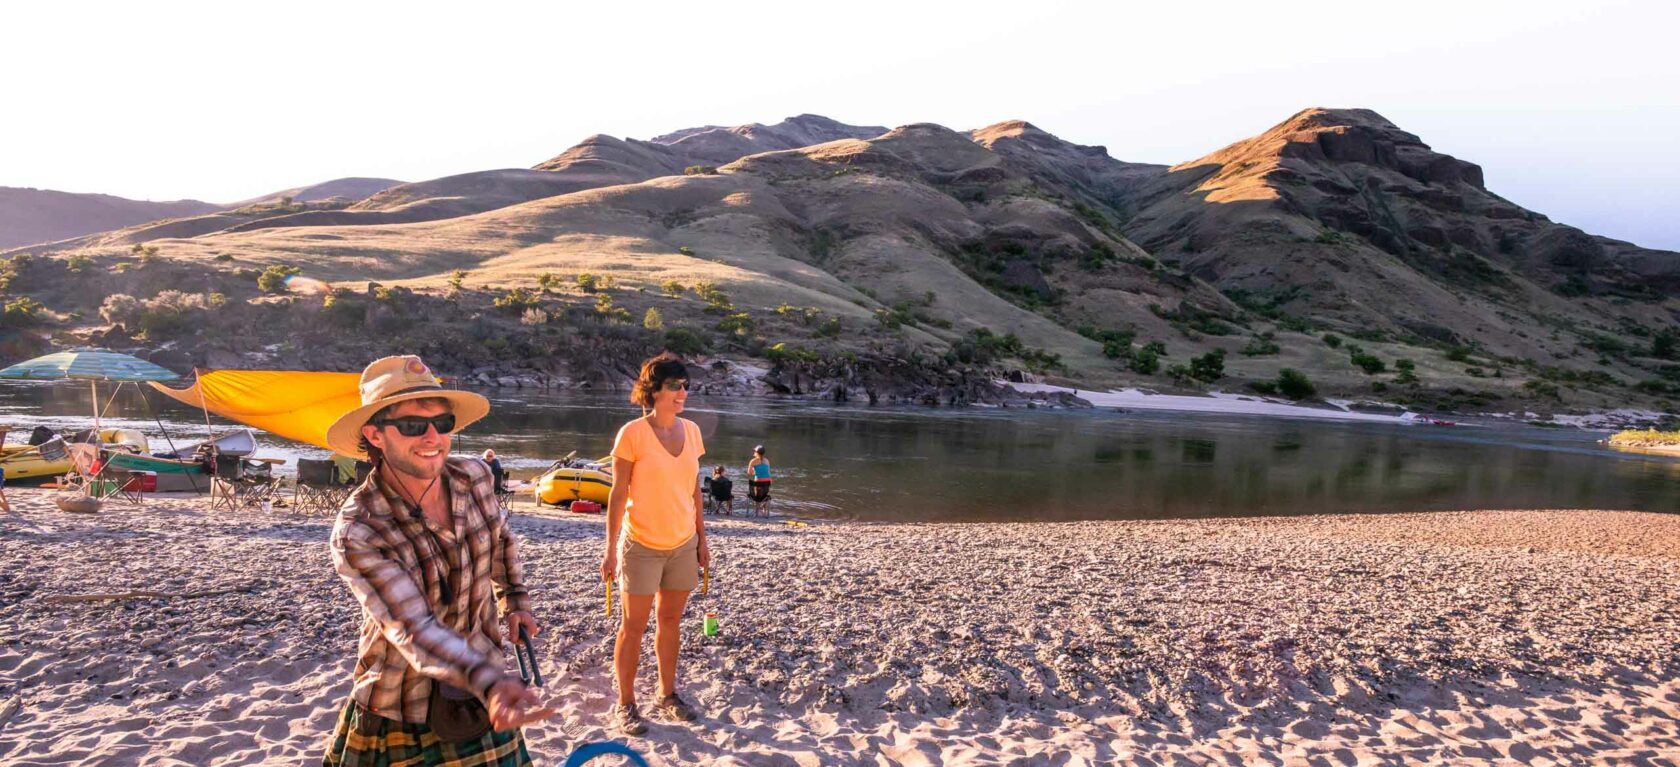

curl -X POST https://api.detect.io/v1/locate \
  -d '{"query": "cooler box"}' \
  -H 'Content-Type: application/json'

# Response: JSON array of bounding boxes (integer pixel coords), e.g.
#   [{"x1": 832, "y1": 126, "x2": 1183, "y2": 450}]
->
[
  {"x1": 123, "y1": 471, "x2": 158, "y2": 493},
  {"x1": 569, "y1": 500, "x2": 603, "y2": 514}
]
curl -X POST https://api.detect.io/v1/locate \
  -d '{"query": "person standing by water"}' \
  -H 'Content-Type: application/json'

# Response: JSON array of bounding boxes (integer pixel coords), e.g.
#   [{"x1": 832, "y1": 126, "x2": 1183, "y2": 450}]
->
[
  {"x1": 747, "y1": 445, "x2": 772, "y2": 517},
  {"x1": 602, "y1": 353, "x2": 710, "y2": 736},
  {"x1": 322, "y1": 355, "x2": 553, "y2": 766}
]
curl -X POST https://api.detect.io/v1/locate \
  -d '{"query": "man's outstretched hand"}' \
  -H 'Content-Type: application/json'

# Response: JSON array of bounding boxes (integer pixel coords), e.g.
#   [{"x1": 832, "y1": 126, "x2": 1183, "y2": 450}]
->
[{"x1": 486, "y1": 678, "x2": 556, "y2": 731}]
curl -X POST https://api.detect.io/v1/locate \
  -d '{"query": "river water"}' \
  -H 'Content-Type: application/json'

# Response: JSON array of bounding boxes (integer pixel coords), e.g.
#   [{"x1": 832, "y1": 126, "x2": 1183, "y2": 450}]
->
[{"x1": 1, "y1": 382, "x2": 1674, "y2": 521}]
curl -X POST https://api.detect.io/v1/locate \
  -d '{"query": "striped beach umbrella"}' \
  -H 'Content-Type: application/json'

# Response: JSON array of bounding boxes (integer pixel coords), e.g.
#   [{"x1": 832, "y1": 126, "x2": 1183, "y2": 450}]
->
[
  {"x1": 0, "y1": 350, "x2": 180, "y2": 382},
  {"x1": 0, "y1": 350, "x2": 181, "y2": 431}
]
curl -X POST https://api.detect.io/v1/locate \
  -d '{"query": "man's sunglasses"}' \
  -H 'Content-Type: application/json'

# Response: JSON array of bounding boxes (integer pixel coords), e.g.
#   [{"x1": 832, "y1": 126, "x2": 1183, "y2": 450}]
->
[
  {"x1": 372, "y1": 414, "x2": 456, "y2": 437},
  {"x1": 661, "y1": 379, "x2": 690, "y2": 392}
]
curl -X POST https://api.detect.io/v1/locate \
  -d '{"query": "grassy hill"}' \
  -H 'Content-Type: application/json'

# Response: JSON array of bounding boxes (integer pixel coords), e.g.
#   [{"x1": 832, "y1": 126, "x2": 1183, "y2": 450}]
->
[
  {"x1": 1, "y1": 110, "x2": 1675, "y2": 416},
  {"x1": 0, "y1": 187, "x2": 220, "y2": 250}
]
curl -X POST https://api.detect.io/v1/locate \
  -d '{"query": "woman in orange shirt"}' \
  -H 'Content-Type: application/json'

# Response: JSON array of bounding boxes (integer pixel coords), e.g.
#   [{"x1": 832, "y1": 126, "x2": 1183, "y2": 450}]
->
[{"x1": 601, "y1": 352, "x2": 709, "y2": 736}]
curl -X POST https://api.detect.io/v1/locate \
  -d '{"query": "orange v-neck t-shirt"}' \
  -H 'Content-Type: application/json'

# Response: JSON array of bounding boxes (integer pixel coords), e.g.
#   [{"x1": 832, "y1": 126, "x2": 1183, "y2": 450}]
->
[{"x1": 612, "y1": 416, "x2": 704, "y2": 550}]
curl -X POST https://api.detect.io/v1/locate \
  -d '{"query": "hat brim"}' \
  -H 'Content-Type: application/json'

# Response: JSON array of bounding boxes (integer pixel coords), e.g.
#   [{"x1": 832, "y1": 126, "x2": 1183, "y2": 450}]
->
[{"x1": 325, "y1": 389, "x2": 491, "y2": 459}]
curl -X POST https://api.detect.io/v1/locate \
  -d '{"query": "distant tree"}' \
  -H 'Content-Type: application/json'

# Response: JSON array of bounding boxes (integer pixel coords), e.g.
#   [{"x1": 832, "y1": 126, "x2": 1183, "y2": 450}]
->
[
  {"x1": 1130, "y1": 348, "x2": 1160, "y2": 375},
  {"x1": 1349, "y1": 350, "x2": 1386, "y2": 374},
  {"x1": 1653, "y1": 329, "x2": 1678, "y2": 360},
  {"x1": 1189, "y1": 349, "x2": 1226, "y2": 382},
  {"x1": 1276, "y1": 368, "x2": 1316, "y2": 400},
  {"x1": 448, "y1": 269, "x2": 468, "y2": 294},
  {"x1": 683, "y1": 165, "x2": 718, "y2": 176},
  {"x1": 576, "y1": 273, "x2": 601, "y2": 293},
  {"x1": 537, "y1": 272, "x2": 562, "y2": 292},
  {"x1": 643, "y1": 307, "x2": 664, "y2": 330},
  {"x1": 660, "y1": 279, "x2": 686, "y2": 297}
]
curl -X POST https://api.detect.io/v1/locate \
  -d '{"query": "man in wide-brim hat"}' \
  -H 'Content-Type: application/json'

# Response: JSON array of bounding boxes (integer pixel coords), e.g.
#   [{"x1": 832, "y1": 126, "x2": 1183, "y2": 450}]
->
[{"x1": 322, "y1": 355, "x2": 553, "y2": 766}]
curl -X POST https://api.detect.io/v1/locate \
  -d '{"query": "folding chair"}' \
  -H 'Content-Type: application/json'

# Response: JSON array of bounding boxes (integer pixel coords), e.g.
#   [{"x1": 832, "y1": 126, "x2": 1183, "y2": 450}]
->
[
  {"x1": 210, "y1": 453, "x2": 245, "y2": 512},
  {"x1": 241, "y1": 459, "x2": 282, "y2": 508},
  {"x1": 293, "y1": 459, "x2": 343, "y2": 515},
  {"x1": 57, "y1": 443, "x2": 101, "y2": 495},
  {"x1": 496, "y1": 470, "x2": 515, "y2": 511},
  {"x1": 98, "y1": 467, "x2": 145, "y2": 505}
]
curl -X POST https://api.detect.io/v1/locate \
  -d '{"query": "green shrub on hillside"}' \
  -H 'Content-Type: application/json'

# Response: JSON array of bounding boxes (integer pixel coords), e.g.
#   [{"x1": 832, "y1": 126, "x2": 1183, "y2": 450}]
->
[
  {"x1": 100, "y1": 294, "x2": 141, "y2": 325},
  {"x1": 717, "y1": 312, "x2": 754, "y2": 336},
  {"x1": 1651, "y1": 329, "x2": 1677, "y2": 360},
  {"x1": 660, "y1": 280, "x2": 686, "y2": 297},
  {"x1": 1276, "y1": 368, "x2": 1316, "y2": 399},
  {"x1": 0, "y1": 296, "x2": 45, "y2": 328},
  {"x1": 765, "y1": 343, "x2": 820, "y2": 365},
  {"x1": 664, "y1": 327, "x2": 708, "y2": 355},
  {"x1": 1130, "y1": 348, "x2": 1160, "y2": 375},
  {"x1": 1350, "y1": 350, "x2": 1385, "y2": 374},
  {"x1": 493, "y1": 287, "x2": 541, "y2": 314},
  {"x1": 257, "y1": 264, "x2": 302, "y2": 294},
  {"x1": 1241, "y1": 333, "x2": 1280, "y2": 356},
  {"x1": 593, "y1": 293, "x2": 631, "y2": 322},
  {"x1": 1188, "y1": 349, "x2": 1226, "y2": 382}
]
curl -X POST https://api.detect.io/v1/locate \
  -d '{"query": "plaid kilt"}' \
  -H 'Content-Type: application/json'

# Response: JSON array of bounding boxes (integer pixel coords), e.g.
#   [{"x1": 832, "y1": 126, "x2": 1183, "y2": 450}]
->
[{"x1": 322, "y1": 703, "x2": 532, "y2": 767}]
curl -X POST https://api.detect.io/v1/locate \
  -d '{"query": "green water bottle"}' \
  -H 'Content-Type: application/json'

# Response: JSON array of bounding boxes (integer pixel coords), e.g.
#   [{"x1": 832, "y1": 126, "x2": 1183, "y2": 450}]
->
[{"x1": 702, "y1": 611, "x2": 719, "y2": 637}]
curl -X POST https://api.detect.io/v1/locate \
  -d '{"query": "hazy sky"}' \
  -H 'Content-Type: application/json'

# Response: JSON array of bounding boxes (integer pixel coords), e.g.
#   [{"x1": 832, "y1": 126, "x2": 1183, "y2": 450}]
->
[{"x1": 5, "y1": 1, "x2": 1677, "y2": 249}]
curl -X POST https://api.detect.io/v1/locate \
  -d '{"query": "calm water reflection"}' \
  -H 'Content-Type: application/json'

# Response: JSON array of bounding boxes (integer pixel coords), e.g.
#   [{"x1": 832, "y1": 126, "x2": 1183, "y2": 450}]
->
[{"x1": 2, "y1": 382, "x2": 1675, "y2": 521}]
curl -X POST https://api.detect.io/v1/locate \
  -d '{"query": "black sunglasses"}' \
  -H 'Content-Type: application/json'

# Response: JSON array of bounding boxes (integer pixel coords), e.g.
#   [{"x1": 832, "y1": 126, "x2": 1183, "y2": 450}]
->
[
  {"x1": 372, "y1": 413, "x2": 456, "y2": 437},
  {"x1": 661, "y1": 379, "x2": 690, "y2": 392}
]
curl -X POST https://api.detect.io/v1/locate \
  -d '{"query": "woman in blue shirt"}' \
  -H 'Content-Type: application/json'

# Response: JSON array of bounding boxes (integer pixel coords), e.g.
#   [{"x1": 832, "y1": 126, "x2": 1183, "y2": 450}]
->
[{"x1": 746, "y1": 445, "x2": 771, "y2": 517}]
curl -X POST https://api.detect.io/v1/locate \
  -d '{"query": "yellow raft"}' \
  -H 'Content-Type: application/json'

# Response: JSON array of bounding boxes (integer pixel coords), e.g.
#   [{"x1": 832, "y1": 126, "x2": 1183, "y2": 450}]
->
[
  {"x1": 534, "y1": 455, "x2": 613, "y2": 506},
  {"x1": 0, "y1": 428, "x2": 147, "y2": 483}
]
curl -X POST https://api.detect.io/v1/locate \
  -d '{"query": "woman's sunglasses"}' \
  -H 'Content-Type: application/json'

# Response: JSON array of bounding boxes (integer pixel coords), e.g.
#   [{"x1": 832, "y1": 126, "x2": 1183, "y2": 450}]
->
[
  {"x1": 372, "y1": 413, "x2": 456, "y2": 437},
  {"x1": 661, "y1": 379, "x2": 690, "y2": 392}
]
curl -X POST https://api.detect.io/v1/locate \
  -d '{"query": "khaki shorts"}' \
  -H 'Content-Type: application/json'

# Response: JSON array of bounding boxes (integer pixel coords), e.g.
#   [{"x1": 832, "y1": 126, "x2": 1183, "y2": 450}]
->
[{"x1": 619, "y1": 535, "x2": 699, "y2": 595}]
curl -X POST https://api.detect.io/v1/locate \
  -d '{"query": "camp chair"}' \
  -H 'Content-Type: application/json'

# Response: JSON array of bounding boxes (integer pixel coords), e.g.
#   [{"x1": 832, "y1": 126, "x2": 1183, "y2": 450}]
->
[
  {"x1": 57, "y1": 442, "x2": 101, "y2": 495},
  {"x1": 496, "y1": 470, "x2": 515, "y2": 511},
  {"x1": 98, "y1": 467, "x2": 146, "y2": 506},
  {"x1": 210, "y1": 453, "x2": 245, "y2": 512},
  {"x1": 293, "y1": 459, "x2": 345, "y2": 515},
  {"x1": 241, "y1": 459, "x2": 282, "y2": 508}
]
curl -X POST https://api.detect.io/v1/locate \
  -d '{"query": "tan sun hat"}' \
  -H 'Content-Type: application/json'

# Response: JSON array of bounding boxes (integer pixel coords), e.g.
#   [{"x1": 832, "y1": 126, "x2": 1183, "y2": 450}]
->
[{"x1": 325, "y1": 355, "x2": 490, "y2": 459}]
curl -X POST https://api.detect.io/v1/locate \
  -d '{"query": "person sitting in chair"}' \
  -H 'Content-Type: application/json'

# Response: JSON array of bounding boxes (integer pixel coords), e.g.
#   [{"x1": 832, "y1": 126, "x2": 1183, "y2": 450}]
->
[
  {"x1": 484, "y1": 449, "x2": 507, "y2": 495},
  {"x1": 707, "y1": 466, "x2": 733, "y2": 516}
]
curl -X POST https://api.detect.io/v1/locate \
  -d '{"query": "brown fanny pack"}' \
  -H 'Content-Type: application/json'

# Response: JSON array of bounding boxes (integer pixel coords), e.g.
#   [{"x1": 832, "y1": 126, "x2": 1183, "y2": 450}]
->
[{"x1": 428, "y1": 682, "x2": 491, "y2": 742}]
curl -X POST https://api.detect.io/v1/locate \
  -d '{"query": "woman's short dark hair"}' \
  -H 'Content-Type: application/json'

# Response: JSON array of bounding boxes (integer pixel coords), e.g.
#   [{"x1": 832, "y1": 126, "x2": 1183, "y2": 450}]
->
[{"x1": 630, "y1": 352, "x2": 690, "y2": 408}]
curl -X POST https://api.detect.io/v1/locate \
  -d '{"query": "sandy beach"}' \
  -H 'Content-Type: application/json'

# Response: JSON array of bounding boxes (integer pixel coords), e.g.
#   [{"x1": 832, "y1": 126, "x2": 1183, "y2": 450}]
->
[{"x1": 2, "y1": 490, "x2": 1677, "y2": 765}]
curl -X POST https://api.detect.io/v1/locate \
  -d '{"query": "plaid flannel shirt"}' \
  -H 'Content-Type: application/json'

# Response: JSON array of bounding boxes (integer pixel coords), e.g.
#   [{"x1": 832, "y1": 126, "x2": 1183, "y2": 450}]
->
[{"x1": 329, "y1": 456, "x2": 531, "y2": 723}]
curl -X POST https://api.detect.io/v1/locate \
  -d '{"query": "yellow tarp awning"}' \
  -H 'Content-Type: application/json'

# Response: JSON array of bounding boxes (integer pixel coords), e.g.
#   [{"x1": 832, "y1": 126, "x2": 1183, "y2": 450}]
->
[{"x1": 150, "y1": 370, "x2": 363, "y2": 452}]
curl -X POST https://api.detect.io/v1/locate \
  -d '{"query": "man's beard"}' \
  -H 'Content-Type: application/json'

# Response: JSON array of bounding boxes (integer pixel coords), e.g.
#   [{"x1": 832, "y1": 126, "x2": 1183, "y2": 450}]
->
[{"x1": 383, "y1": 442, "x2": 447, "y2": 481}]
